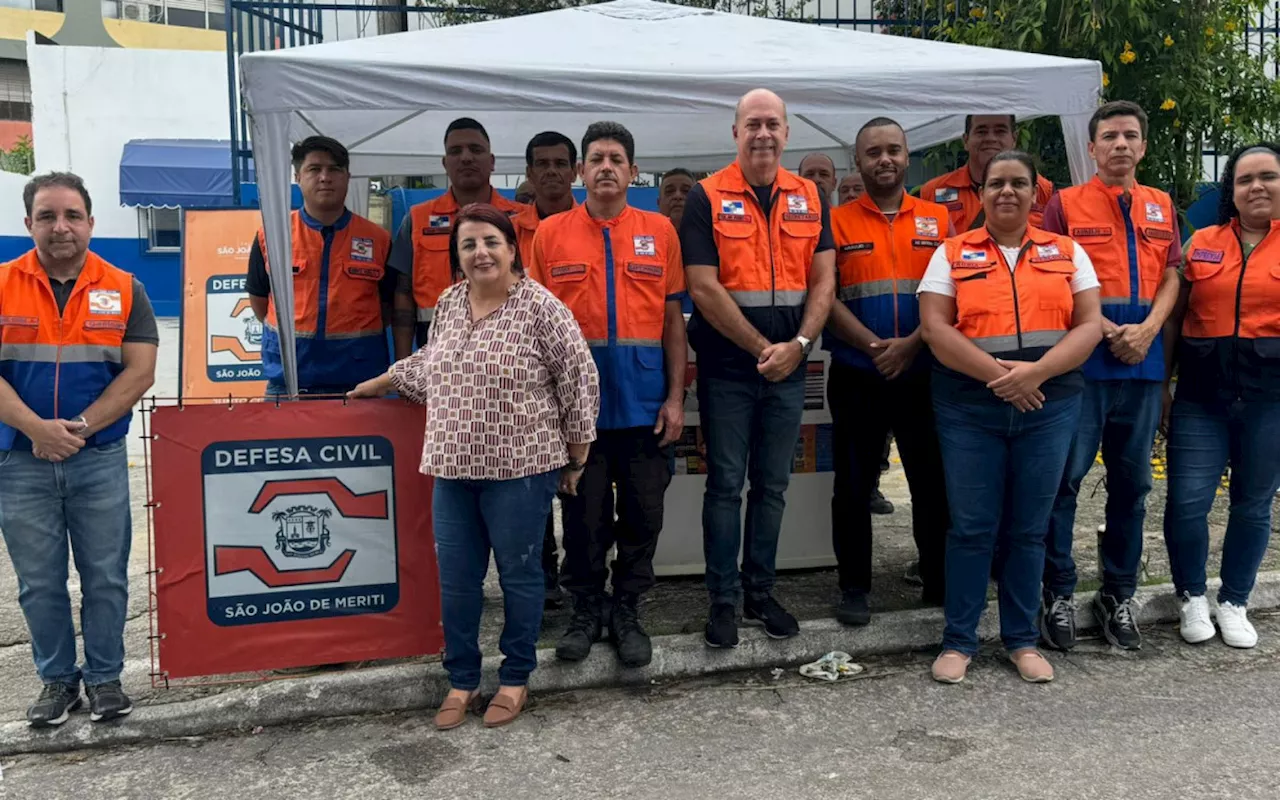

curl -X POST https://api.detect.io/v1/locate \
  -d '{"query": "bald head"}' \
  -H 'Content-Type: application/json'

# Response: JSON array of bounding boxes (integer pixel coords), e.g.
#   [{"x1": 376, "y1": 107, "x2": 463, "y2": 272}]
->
[
  {"x1": 735, "y1": 89, "x2": 787, "y2": 125},
  {"x1": 799, "y1": 153, "x2": 837, "y2": 201}
]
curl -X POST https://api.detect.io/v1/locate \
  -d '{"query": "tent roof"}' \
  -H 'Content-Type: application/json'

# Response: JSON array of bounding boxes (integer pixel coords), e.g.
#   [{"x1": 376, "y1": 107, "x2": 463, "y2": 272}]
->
[{"x1": 239, "y1": 0, "x2": 1102, "y2": 176}]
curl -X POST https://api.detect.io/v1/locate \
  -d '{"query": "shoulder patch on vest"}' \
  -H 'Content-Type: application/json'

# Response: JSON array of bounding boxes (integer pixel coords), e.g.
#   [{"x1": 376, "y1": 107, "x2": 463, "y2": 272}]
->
[
  {"x1": 934, "y1": 188, "x2": 959, "y2": 204},
  {"x1": 1144, "y1": 202, "x2": 1166, "y2": 223},
  {"x1": 633, "y1": 235, "x2": 656, "y2": 256},
  {"x1": 423, "y1": 214, "x2": 452, "y2": 234},
  {"x1": 350, "y1": 237, "x2": 375, "y2": 262},
  {"x1": 1190, "y1": 248, "x2": 1225, "y2": 263},
  {"x1": 915, "y1": 217, "x2": 940, "y2": 237},
  {"x1": 88, "y1": 289, "x2": 122, "y2": 315}
]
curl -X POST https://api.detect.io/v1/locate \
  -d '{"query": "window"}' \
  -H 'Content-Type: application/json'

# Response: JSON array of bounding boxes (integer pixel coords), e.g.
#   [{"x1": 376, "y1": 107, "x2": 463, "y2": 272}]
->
[
  {"x1": 140, "y1": 207, "x2": 182, "y2": 252},
  {"x1": 165, "y1": 6, "x2": 205, "y2": 28},
  {"x1": 33, "y1": 0, "x2": 63, "y2": 11}
]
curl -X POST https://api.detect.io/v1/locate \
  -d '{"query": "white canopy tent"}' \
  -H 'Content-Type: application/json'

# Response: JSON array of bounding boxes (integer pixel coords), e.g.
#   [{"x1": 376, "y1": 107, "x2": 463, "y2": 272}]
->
[{"x1": 239, "y1": 0, "x2": 1102, "y2": 394}]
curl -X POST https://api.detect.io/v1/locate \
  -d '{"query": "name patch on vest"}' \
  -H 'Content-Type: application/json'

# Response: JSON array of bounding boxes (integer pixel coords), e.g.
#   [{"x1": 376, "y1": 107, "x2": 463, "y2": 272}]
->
[
  {"x1": 1145, "y1": 202, "x2": 1167, "y2": 223},
  {"x1": 626, "y1": 262, "x2": 663, "y2": 279},
  {"x1": 633, "y1": 235, "x2": 656, "y2": 256},
  {"x1": 346, "y1": 265, "x2": 381, "y2": 279},
  {"x1": 1190, "y1": 248, "x2": 1225, "y2": 263},
  {"x1": 88, "y1": 289, "x2": 122, "y2": 315},
  {"x1": 350, "y1": 237, "x2": 375, "y2": 262},
  {"x1": 915, "y1": 217, "x2": 940, "y2": 238},
  {"x1": 84, "y1": 319, "x2": 127, "y2": 331},
  {"x1": 840, "y1": 242, "x2": 874, "y2": 254},
  {"x1": 912, "y1": 239, "x2": 939, "y2": 249},
  {"x1": 782, "y1": 213, "x2": 819, "y2": 222},
  {"x1": 1142, "y1": 227, "x2": 1174, "y2": 241},
  {"x1": 717, "y1": 213, "x2": 754, "y2": 223},
  {"x1": 550, "y1": 263, "x2": 588, "y2": 279},
  {"x1": 0, "y1": 315, "x2": 38, "y2": 327},
  {"x1": 1071, "y1": 226, "x2": 1113, "y2": 238}
]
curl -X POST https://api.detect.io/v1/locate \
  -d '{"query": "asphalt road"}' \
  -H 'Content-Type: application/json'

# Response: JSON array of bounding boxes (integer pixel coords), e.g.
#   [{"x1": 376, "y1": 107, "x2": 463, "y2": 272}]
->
[{"x1": 5, "y1": 615, "x2": 1280, "y2": 800}]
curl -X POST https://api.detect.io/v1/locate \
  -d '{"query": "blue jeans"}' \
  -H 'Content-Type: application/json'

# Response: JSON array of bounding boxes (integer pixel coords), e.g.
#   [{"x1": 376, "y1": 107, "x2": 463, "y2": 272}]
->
[
  {"x1": 933, "y1": 395, "x2": 1082, "y2": 655},
  {"x1": 698, "y1": 374, "x2": 806, "y2": 605},
  {"x1": 1163, "y1": 399, "x2": 1280, "y2": 606},
  {"x1": 432, "y1": 470, "x2": 559, "y2": 690},
  {"x1": 1044, "y1": 380, "x2": 1162, "y2": 599},
  {"x1": 0, "y1": 439, "x2": 132, "y2": 686}
]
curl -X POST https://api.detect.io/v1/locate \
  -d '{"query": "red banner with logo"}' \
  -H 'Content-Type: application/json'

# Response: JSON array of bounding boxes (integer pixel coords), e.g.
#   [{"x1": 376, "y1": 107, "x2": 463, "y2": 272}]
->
[{"x1": 151, "y1": 399, "x2": 441, "y2": 678}]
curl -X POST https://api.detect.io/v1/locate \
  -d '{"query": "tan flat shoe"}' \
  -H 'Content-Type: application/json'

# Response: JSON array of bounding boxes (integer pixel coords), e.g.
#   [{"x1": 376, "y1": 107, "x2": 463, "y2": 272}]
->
[
  {"x1": 483, "y1": 687, "x2": 528, "y2": 728},
  {"x1": 931, "y1": 650, "x2": 971, "y2": 684},
  {"x1": 1009, "y1": 648, "x2": 1054, "y2": 683},
  {"x1": 434, "y1": 691, "x2": 477, "y2": 731}
]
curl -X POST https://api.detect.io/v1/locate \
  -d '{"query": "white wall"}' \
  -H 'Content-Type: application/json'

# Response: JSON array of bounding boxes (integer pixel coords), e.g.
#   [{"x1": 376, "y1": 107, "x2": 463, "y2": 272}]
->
[{"x1": 26, "y1": 41, "x2": 230, "y2": 239}]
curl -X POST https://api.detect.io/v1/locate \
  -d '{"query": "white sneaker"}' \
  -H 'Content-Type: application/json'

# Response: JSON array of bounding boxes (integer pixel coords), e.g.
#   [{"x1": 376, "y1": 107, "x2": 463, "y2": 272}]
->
[
  {"x1": 1179, "y1": 593, "x2": 1216, "y2": 644},
  {"x1": 1216, "y1": 601, "x2": 1258, "y2": 649}
]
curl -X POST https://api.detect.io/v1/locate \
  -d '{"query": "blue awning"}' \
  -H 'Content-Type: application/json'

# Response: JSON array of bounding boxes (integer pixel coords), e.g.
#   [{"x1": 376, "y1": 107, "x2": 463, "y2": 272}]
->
[{"x1": 119, "y1": 139, "x2": 254, "y2": 208}]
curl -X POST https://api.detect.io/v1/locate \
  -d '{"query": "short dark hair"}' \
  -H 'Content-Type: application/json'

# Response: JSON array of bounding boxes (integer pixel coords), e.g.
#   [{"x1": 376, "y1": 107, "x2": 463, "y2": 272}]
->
[
  {"x1": 981, "y1": 149, "x2": 1038, "y2": 186},
  {"x1": 525, "y1": 131, "x2": 577, "y2": 167},
  {"x1": 855, "y1": 117, "x2": 905, "y2": 148},
  {"x1": 449, "y1": 203, "x2": 523, "y2": 278},
  {"x1": 445, "y1": 117, "x2": 490, "y2": 146},
  {"x1": 964, "y1": 114, "x2": 1017, "y2": 135},
  {"x1": 1217, "y1": 142, "x2": 1280, "y2": 224},
  {"x1": 660, "y1": 168, "x2": 696, "y2": 185},
  {"x1": 290, "y1": 136, "x2": 349, "y2": 171},
  {"x1": 1088, "y1": 100, "x2": 1149, "y2": 141},
  {"x1": 581, "y1": 121, "x2": 635, "y2": 165},
  {"x1": 24, "y1": 171, "x2": 92, "y2": 216}
]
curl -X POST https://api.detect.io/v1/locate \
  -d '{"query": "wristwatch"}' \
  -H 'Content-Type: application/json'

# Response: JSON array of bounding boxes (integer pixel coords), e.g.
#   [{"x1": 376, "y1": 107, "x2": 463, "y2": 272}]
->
[
  {"x1": 794, "y1": 335, "x2": 814, "y2": 358},
  {"x1": 70, "y1": 414, "x2": 88, "y2": 433},
  {"x1": 565, "y1": 458, "x2": 587, "y2": 472}
]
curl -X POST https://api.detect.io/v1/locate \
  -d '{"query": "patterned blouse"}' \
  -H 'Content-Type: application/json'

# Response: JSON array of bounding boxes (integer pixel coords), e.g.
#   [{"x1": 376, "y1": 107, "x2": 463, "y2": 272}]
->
[{"x1": 390, "y1": 276, "x2": 599, "y2": 480}]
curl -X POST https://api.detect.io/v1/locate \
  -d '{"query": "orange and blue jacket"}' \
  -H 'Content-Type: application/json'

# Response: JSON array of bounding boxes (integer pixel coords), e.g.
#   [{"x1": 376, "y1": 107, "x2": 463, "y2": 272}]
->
[
  {"x1": 690, "y1": 161, "x2": 822, "y2": 380},
  {"x1": 920, "y1": 165, "x2": 1054, "y2": 232},
  {"x1": 512, "y1": 200, "x2": 574, "y2": 271},
  {"x1": 827, "y1": 192, "x2": 949, "y2": 373},
  {"x1": 530, "y1": 203, "x2": 685, "y2": 430},
  {"x1": 256, "y1": 209, "x2": 391, "y2": 390},
  {"x1": 1178, "y1": 218, "x2": 1280, "y2": 402},
  {"x1": 408, "y1": 188, "x2": 524, "y2": 321},
  {"x1": 935, "y1": 227, "x2": 1083, "y2": 403},
  {"x1": 0, "y1": 249, "x2": 133, "y2": 449},
  {"x1": 1051, "y1": 177, "x2": 1176, "y2": 382}
]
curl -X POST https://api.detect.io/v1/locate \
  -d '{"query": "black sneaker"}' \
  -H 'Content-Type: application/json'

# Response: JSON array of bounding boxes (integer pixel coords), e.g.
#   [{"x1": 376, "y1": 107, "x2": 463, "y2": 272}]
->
[
  {"x1": 744, "y1": 593, "x2": 800, "y2": 639},
  {"x1": 704, "y1": 602, "x2": 739, "y2": 649},
  {"x1": 27, "y1": 681, "x2": 82, "y2": 728},
  {"x1": 609, "y1": 594, "x2": 652, "y2": 668},
  {"x1": 870, "y1": 489, "x2": 894, "y2": 515},
  {"x1": 86, "y1": 681, "x2": 133, "y2": 723},
  {"x1": 555, "y1": 594, "x2": 604, "y2": 661},
  {"x1": 1094, "y1": 592, "x2": 1142, "y2": 650},
  {"x1": 835, "y1": 590, "x2": 871, "y2": 626},
  {"x1": 1039, "y1": 589, "x2": 1077, "y2": 651}
]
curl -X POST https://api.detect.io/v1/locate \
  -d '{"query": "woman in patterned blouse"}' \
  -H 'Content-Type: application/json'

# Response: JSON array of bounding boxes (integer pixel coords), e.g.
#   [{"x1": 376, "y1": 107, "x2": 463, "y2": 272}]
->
[{"x1": 350, "y1": 203, "x2": 599, "y2": 729}]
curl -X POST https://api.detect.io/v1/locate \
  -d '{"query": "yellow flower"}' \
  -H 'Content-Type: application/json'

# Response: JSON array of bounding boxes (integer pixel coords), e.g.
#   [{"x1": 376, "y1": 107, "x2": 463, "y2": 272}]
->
[
  {"x1": 1161, "y1": 98, "x2": 1177, "y2": 111},
  {"x1": 1224, "y1": 20, "x2": 1237, "y2": 32},
  {"x1": 1205, "y1": 26, "x2": 1215, "y2": 36},
  {"x1": 1223, "y1": 114, "x2": 1232, "y2": 125},
  {"x1": 945, "y1": 1, "x2": 955, "y2": 11},
  {"x1": 1173, "y1": 119, "x2": 1182, "y2": 129},
  {"x1": 970, "y1": 7, "x2": 985, "y2": 18},
  {"x1": 1120, "y1": 50, "x2": 1137, "y2": 64},
  {"x1": 1164, "y1": 35, "x2": 1174, "y2": 47},
  {"x1": 1102, "y1": 72, "x2": 1110, "y2": 87}
]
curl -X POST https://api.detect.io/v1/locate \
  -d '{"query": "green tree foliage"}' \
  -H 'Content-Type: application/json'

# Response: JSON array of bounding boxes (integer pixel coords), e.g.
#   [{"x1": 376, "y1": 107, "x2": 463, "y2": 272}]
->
[
  {"x1": 876, "y1": 0, "x2": 1280, "y2": 210},
  {"x1": 0, "y1": 135, "x2": 34, "y2": 176}
]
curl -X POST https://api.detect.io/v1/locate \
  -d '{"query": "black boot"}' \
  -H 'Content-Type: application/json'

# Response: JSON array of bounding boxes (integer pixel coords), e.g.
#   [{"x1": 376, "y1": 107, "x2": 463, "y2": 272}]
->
[
  {"x1": 609, "y1": 594, "x2": 652, "y2": 668},
  {"x1": 555, "y1": 594, "x2": 604, "y2": 662}
]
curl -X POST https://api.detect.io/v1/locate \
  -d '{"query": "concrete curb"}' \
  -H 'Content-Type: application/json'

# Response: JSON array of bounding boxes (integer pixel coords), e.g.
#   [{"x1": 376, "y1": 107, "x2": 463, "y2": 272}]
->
[{"x1": 4, "y1": 573, "x2": 1279, "y2": 757}]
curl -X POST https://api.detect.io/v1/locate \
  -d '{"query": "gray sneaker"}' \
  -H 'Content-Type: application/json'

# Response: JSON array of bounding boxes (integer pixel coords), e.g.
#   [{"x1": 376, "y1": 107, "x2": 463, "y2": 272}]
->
[
  {"x1": 86, "y1": 680, "x2": 133, "y2": 723},
  {"x1": 28, "y1": 681, "x2": 83, "y2": 728}
]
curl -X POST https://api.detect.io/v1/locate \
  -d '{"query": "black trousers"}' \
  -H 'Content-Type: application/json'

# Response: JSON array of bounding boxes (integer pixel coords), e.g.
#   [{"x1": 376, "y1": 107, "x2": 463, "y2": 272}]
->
[
  {"x1": 560, "y1": 428, "x2": 673, "y2": 598},
  {"x1": 828, "y1": 362, "x2": 950, "y2": 597},
  {"x1": 542, "y1": 514, "x2": 558, "y2": 575}
]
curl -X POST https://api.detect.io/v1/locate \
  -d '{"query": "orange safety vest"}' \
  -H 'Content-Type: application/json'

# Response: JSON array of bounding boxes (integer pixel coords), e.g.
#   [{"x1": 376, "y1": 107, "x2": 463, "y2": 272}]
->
[
  {"x1": 529, "y1": 203, "x2": 684, "y2": 429},
  {"x1": 408, "y1": 188, "x2": 525, "y2": 321},
  {"x1": 1179, "y1": 219, "x2": 1280, "y2": 402},
  {"x1": 945, "y1": 227, "x2": 1078, "y2": 356},
  {"x1": 512, "y1": 200, "x2": 574, "y2": 272},
  {"x1": 920, "y1": 165, "x2": 1054, "y2": 232},
  {"x1": 827, "y1": 192, "x2": 948, "y2": 371},
  {"x1": 0, "y1": 249, "x2": 134, "y2": 449},
  {"x1": 256, "y1": 209, "x2": 391, "y2": 390}
]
